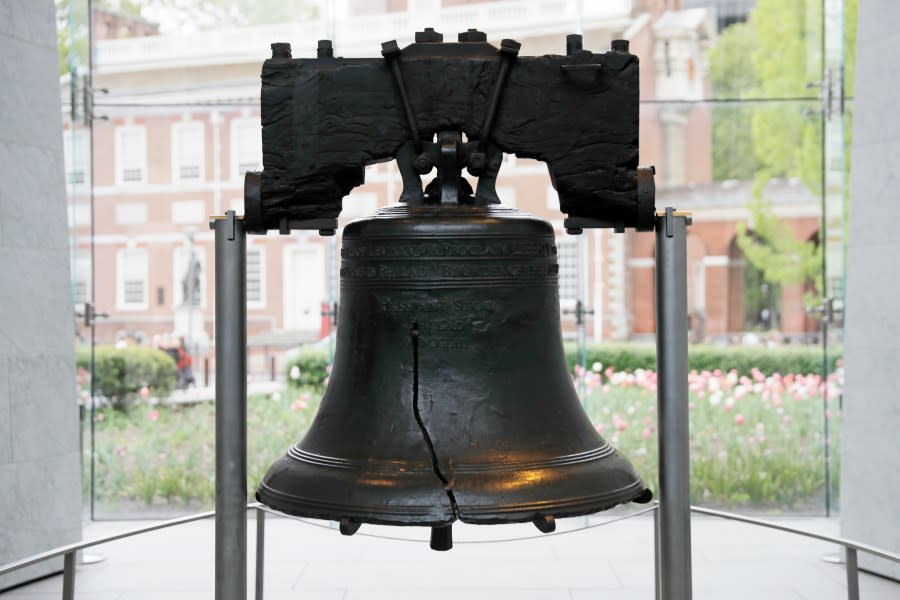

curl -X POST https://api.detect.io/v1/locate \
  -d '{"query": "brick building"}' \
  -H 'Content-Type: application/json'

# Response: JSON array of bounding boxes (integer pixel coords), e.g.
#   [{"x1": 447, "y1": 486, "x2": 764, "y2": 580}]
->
[{"x1": 63, "y1": 0, "x2": 818, "y2": 356}]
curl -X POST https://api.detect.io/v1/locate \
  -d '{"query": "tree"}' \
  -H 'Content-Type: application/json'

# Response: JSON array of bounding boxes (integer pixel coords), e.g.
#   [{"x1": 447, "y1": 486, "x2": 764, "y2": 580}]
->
[{"x1": 709, "y1": 0, "x2": 858, "y2": 299}]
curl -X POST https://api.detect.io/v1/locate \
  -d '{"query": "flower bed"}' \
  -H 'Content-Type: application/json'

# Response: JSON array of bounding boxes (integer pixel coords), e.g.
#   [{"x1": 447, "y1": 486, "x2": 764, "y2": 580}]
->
[
  {"x1": 576, "y1": 363, "x2": 842, "y2": 510},
  {"x1": 85, "y1": 363, "x2": 842, "y2": 513}
]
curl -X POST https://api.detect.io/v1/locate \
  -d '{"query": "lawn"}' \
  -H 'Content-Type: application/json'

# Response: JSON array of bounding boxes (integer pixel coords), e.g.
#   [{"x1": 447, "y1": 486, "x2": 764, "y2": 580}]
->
[{"x1": 84, "y1": 364, "x2": 842, "y2": 515}]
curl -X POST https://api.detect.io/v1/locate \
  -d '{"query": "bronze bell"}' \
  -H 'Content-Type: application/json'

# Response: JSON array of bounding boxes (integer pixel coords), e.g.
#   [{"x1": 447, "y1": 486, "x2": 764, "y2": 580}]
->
[{"x1": 257, "y1": 203, "x2": 651, "y2": 549}]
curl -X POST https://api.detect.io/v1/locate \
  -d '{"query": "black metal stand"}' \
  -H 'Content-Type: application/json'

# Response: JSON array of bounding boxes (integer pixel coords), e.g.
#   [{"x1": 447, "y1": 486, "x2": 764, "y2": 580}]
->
[
  {"x1": 654, "y1": 208, "x2": 693, "y2": 600},
  {"x1": 212, "y1": 207, "x2": 693, "y2": 599},
  {"x1": 213, "y1": 211, "x2": 248, "y2": 600}
]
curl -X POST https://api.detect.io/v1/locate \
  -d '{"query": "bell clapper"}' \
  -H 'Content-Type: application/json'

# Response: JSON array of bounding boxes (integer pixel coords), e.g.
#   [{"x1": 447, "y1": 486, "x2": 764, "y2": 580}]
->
[{"x1": 430, "y1": 525, "x2": 453, "y2": 551}]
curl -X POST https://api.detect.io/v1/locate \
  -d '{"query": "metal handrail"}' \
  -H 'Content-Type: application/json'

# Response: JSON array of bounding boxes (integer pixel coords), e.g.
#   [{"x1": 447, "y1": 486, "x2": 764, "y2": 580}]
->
[
  {"x1": 675, "y1": 504, "x2": 899, "y2": 600},
  {"x1": 2, "y1": 502, "x2": 898, "y2": 600},
  {"x1": 0, "y1": 509, "x2": 216, "y2": 578},
  {"x1": 688, "y1": 505, "x2": 900, "y2": 564}
]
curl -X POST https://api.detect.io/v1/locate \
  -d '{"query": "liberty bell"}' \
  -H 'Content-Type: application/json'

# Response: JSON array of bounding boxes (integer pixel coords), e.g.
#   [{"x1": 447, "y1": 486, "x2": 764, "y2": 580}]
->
[{"x1": 251, "y1": 32, "x2": 655, "y2": 550}]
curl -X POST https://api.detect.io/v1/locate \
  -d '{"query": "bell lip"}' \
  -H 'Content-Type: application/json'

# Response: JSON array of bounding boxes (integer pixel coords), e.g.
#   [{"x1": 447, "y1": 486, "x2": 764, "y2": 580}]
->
[
  {"x1": 255, "y1": 481, "x2": 455, "y2": 527},
  {"x1": 255, "y1": 478, "x2": 650, "y2": 528}
]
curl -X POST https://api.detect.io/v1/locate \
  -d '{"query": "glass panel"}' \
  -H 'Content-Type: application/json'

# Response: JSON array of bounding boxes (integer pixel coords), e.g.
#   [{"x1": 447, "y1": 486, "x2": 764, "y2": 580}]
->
[{"x1": 61, "y1": 0, "x2": 854, "y2": 518}]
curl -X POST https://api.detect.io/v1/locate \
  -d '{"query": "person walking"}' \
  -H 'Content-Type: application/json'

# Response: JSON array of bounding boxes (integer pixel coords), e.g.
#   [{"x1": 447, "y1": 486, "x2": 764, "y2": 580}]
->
[{"x1": 176, "y1": 337, "x2": 195, "y2": 389}]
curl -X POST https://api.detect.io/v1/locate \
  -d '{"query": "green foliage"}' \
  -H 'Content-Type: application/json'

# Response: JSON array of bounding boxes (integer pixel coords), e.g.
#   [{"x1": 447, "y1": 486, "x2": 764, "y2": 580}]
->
[
  {"x1": 76, "y1": 346, "x2": 177, "y2": 410},
  {"x1": 709, "y1": 22, "x2": 760, "y2": 180},
  {"x1": 565, "y1": 343, "x2": 839, "y2": 377},
  {"x1": 709, "y1": 0, "x2": 858, "y2": 298},
  {"x1": 284, "y1": 349, "x2": 330, "y2": 389},
  {"x1": 87, "y1": 367, "x2": 841, "y2": 512},
  {"x1": 735, "y1": 193, "x2": 822, "y2": 292}
]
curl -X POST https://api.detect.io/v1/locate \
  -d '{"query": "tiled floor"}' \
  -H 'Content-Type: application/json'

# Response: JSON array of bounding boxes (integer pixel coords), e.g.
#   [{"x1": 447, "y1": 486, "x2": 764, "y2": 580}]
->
[{"x1": 2, "y1": 512, "x2": 898, "y2": 599}]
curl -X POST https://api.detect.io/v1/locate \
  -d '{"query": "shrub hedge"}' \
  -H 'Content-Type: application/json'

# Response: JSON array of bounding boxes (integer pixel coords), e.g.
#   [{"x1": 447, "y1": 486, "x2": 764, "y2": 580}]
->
[
  {"x1": 76, "y1": 346, "x2": 177, "y2": 410},
  {"x1": 564, "y1": 343, "x2": 841, "y2": 376},
  {"x1": 284, "y1": 348, "x2": 331, "y2": 389},
  {"x1": 286, "y1": 342, "x2": 841, "y2": 386}
]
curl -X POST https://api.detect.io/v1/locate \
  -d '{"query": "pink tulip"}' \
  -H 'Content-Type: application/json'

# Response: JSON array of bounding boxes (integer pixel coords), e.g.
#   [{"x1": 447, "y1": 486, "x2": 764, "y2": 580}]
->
[
  {"x1": 595, "y1": 423, "x2": 606, "y2": 434},
  {"x1": 139, "y1": 386, "x2": 150, "y2": 399},
  {"x1": 148, "y1": 410, "x2": 159, "y2": 422},
  {"x1": 642, "y1": 428, "x2": 652, "y2": 440},
  {"x1": 734, "y1": 414, "x2": 745, "y2": 425}
]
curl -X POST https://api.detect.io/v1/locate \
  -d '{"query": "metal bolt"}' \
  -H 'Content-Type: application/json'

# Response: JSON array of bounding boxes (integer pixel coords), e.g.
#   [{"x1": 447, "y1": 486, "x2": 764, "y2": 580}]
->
[
  {"x1": 413, "y1": 153, "x2": 433, "y2": 174},
  {"x1": 458, "y1": 28, "x2": 487, "y2": 42},
  {"x1": 415, "y1": 27, "x2": 444, "y2": 43},
  {"x1": 319, "y1": 228, "x2": 336, "y2": 237},
  {"x1": 270, "y1": 42, "x2": 292, "y2": 59},
  {"x1": 468, "y1": 151, "x2": 486, "y2": 174},
  {"x1": 317, "y1": 39, "x2": 333, "y2": 58},
  {"x1": 566, "y1": 34, "x2": 583, "y2": 55},
  {"x1": 566, "y1": 227, "x2": 584, "y2": 235},
  {"x1": 611, "y1": 39, "x2": 630, "y2": 53}
]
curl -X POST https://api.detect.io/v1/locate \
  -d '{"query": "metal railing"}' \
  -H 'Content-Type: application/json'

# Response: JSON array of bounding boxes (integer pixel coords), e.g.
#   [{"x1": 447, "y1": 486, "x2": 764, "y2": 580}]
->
[{"x1": 2, "y1": 502, "x2": 897, "y2": 600}]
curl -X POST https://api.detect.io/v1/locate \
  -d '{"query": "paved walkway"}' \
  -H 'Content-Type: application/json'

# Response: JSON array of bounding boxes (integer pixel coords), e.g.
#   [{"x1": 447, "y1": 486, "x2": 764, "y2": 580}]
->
[{"x1": 2, "y1": 513, "x2": 898, "y2": 599}]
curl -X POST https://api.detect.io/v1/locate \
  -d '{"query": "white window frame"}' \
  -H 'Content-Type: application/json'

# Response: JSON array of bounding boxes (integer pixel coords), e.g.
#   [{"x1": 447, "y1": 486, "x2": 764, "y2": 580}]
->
[
  {"x1": 172, "y1": 245, "x2": 207, "y2": 309},
  {"x1": 171, "y1": 121, "x2": 205, "y2": 183},
  {"x1": 341, "y1": 191, "x2": 379, "y2": 219},
  {"x1": 115, "y1": 125, "x2": 148, "y2": 185},
  {"x1": 556, "y1": 236, "x2": 578, "y2": 310},
  {"x1": 63, "y1": 128, "x2": 90, "y2": 186},
  {"x1": 496, "y1": 186, "x2": 516, "y2": 208},
  {"x1": 115, "y1": 202, "x2": 148, "y2": 225},
  {"x1": 116, "y1": 248, "x2": 149, "y2": 310},
  {"x1": 546, "y1": 185, "x2": 559, "y2": 210},
  {"x1": 171, "y1": 200, "x2": 206, "y2": 225},
  {"x1": 230, "y1": 118, "x2": 262, "y2": 181},
  {"x1": 246, "y1": 245, "x2": 267, "y2": 310},
  {"x1": 73, "y1": 254, "x2": 91, "y2": 305}
]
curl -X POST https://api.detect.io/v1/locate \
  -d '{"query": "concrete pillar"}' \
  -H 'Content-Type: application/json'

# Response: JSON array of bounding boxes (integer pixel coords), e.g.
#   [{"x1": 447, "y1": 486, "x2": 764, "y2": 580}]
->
[
  {"x1": 0, "y1": 0, "x2": 82, "y2": 589},
  {"x1": 840, "y1": 0, "x2": 900, "y2": 579}
]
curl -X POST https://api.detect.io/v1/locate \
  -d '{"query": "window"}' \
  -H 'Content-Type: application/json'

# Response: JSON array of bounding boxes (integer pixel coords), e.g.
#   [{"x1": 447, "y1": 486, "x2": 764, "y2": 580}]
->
[
  {"x1": 341, "y1": 192, "x2": 378, "y2": 219},
  {"x1": 172, "y1": 121, "x2": 205, "y2": 181},
  {"x1": 496, "y1": 186, "x2": 516, "y2": 208},
  {"x1": 546, "y1": 185, "x2": 559, "y2": 210},
  {"x1": 557, "y1": 236, "x2": 578, "y2": 306},
  {"x1": 173, "y1": 245, "x2": 206, "y2": 308},
  {"x1": 73, "y1": 254, "x2": 91, "y2": 304},
  {"x1": 116, "y1": 249, "x2": 148, "y2": 310},
  {"x1": 115, "y1": 203, "x2": 148, "y2": 225},
  {"x1": 230, "y1": 118, "x2": 262, "y2": 179},
  {"x1": 67, "y1": 203, "x2": 91, "y2": 227},
  {"x1": 115, "y1": 126, "x2": 147, "y2": 184},
  {"x1": 171, "y1": 201, "x2": 205, "y2": 225},
  {"x1": 246, "y1": 246, "x2": 266, "y2": 309},
  {"x1": 63, "y1": 128, "x2": 89, "y2": 185}
]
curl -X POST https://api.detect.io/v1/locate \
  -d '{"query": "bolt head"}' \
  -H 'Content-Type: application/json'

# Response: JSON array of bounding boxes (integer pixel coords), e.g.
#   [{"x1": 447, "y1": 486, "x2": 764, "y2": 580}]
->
[
  {"x1": 458, "y1": 28, "x2": 487, "y2": 42},
  {"x1": 611, "y1": 39, "x2": 630, "y2": 53},
  {"x1": 415, "y1": 28, "x2": 444, "y2": 43},
  {"x1": 413, "y1": 153, "x2": 433, "y2": 174}
]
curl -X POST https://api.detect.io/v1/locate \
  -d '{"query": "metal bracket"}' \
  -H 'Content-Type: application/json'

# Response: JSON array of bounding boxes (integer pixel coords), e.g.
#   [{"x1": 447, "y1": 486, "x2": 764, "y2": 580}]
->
[{"x1": 75, "y1": 302, "x2": 108, "y2": 328}]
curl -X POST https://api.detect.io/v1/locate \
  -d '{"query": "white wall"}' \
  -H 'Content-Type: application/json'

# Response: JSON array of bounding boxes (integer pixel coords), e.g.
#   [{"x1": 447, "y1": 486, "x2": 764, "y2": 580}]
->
[
  {"x1": 840, "y1": 0, "x2": 900, "y2": 580},
  {"x1": 0, "y1": 0, "x2": 82, "y2": 589}
]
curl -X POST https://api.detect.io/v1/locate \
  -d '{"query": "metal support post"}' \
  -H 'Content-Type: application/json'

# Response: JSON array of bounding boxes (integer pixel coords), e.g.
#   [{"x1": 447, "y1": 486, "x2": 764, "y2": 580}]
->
[
  {"x1": 214, "y1": 211, "x2": 248, "y2": 600},
  {"x1": 653, "y1": 507, "x2": 661, "y2": 600},
  {"x1": 255, "y1": 508, "x2": 266, "y2": 600},
  {"x1": 62, "y1": 552, "x2": 75, "y2": 600},
  {"x1": 655, "y1": 207, "x2": 693, "y2": 600},
  {"x1": 845, "y1": 548, "x2": 859, "y2": 600}
]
